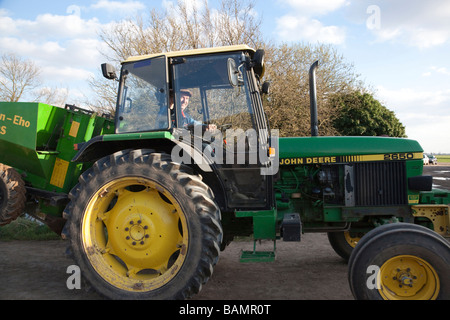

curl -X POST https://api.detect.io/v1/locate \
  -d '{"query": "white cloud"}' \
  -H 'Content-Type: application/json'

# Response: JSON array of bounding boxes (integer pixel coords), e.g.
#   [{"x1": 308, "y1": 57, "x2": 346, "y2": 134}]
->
[
  {"x1": 422, "y1": 66, "x2": 450, "y2": 78},
  {"x1": 162, "y1": 0, "x2": 205, "y2": 16},
  {"x1": 375, "y1": 85, "x2": 450, "y2": 153},
  {"x1": 377, "y1": 85, "x2": 450, "y2": 111},
  {"x1": 275, "y1": 0, "x2": 347, "y2": 44},
  {"x1": 276, "y1": 15, "x2": 346, "y2": 44},
  {"x1": 432, "y1": 66, "x2": 450, "y2": 76},
  {"x1": 0, "y1": 9, "x2": 112, "y2": 105},
  {"x1": 41, "y1": 66, "x2": 94, "y2": 82},
  {"x1": 348, "y1": 0, "x2": 450, "y2": 48},
  {"x1": 91, "y1": 0, "x2": 146, "y2": 15},
  {"x1": 280, "y1": 0, "x2": 349, "y2": 15}
]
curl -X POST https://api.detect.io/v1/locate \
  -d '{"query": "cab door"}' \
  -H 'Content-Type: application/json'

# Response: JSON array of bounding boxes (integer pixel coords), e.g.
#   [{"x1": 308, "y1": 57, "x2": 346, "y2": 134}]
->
[{"x1": 170, "y1": 52, "x2": 275, "y2": 210}]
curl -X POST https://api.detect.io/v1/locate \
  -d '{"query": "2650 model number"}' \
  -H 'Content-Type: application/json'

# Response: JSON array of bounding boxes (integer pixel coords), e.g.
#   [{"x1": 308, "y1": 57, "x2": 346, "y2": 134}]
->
[{"x1": 383, "y1": 153, "x2": 415, "y2": 161}]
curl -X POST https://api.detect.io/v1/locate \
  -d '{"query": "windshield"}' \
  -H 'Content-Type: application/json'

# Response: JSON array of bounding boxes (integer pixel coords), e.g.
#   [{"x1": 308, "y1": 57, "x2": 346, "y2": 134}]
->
[
  {"x1": 172, "y1": 53, "x2": 254, "y2": 133},
  {"x1": 116, "y1": 56, "x2": 168, "y2": 133}
]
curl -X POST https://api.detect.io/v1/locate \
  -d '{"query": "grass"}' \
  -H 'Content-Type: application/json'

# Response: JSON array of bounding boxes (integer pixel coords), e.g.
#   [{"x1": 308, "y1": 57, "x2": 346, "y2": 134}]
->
[
  {"x1": 0, "y1": 216, "x2": 60, "y2": 241},
  {"x1": 436, "y1": 155, "x2": 450, "y2": 163}
]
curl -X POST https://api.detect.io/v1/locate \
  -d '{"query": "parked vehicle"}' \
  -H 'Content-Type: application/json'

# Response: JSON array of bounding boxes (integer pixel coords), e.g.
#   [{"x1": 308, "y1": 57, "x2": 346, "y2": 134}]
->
[{"x1": 428, "y1": 154, "x2": 438, "y2": 165}]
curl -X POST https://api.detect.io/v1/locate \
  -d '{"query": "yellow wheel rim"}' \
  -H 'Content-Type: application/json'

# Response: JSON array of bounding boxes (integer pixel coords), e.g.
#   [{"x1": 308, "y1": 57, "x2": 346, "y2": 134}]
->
[
  {"x1": 81, "y1": 177, "x2": 189, "y2": 292},
  {"x1": 344, "y1": 231, "x2": 361, "y2": 248},
  {"x1": 379, "y1": 255, "x2": 440, "y2": 300}
]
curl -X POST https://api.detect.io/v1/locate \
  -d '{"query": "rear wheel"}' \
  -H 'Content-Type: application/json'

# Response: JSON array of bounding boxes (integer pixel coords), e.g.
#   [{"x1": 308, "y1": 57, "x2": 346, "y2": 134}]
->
[
  {"x1": 0, "y1": 164, "x2": 26, "y2": 226},
  {"x1": 348, "y1": 223, "x2": 450, "y2": 300},
  {"x1": 63, "y1": 150, "x2": 222, "y2": 300}
]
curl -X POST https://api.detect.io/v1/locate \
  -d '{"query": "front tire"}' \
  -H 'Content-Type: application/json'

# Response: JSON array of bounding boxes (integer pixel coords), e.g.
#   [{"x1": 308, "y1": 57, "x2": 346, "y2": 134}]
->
[
  {"x1": 63, "y1": 150, "x2": 222, "y2": 300},
  {"x1": 348, "y1": 223, "x2": 450, "y2": 300}
]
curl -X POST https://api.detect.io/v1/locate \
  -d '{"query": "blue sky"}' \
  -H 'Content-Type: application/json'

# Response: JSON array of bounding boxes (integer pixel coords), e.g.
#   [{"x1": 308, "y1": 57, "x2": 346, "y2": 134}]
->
[{"x1": 1, "y1": 0, "x2": 449, "y2": 153}]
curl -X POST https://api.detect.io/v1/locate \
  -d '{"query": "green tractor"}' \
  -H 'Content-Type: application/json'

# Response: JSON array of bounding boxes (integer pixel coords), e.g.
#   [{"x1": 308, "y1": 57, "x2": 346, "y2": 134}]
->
[{"x1": 0, "y1": 45, "x2": 448, "y2": 300}]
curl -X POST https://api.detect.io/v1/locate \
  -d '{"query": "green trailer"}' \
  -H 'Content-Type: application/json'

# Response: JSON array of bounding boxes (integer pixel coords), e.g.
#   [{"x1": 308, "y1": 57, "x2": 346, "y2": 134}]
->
[
  {"x1": 0, "y1": 102, "x2": 114, "y2": 230},
  {"x1": 0, "y1": 45, "x2": 449, "y2": 300}
]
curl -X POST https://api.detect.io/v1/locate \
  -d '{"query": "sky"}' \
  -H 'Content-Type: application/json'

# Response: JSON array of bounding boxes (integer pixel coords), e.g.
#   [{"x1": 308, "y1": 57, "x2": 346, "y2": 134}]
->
[{"x1": 1, "y1": 0, "x2": 449, "y2": 153}]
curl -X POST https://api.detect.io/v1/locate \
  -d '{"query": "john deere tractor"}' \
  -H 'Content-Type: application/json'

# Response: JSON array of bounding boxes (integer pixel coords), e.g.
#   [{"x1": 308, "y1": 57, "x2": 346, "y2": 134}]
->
[{"x1": 0, "y1": 45, "x2": 448, "y2": 300}]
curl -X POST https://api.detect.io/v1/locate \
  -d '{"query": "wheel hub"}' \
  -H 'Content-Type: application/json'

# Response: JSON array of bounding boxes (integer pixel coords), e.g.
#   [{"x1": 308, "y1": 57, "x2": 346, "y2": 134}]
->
[
  {"x1": 82, "y1": 177, "x2": 189, "y2": 292},
  {"x1": 344, "y1": 231, "x2": 362, "y2": 248},
  {"x1": 395, "y1": 268, "x2": 415, "y2": 287},
  {"x1": 124, "y1": 217, "x2": 150, "y2": 246},
  {"x1": 379, "y1": 255, "x2": 440, "y2": 300}
]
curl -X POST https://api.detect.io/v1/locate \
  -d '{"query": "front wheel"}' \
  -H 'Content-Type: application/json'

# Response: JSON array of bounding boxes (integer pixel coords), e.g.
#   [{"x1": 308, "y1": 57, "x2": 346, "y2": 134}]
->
[
  {"x1": 63, "y1": 149, "x2": 222, "y2": 300},
  {"x1": 348, "y1": 223, "x2": 450, "y2": 300}
]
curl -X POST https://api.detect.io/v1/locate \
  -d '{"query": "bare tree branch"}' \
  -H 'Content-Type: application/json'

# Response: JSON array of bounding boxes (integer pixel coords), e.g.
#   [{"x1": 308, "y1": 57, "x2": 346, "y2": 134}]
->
[{"x1": 0, "y1": 53, "x2": 42, "y2": 102}]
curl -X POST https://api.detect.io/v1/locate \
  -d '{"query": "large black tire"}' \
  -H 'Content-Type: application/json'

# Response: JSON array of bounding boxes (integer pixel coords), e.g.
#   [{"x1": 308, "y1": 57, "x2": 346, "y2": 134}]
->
[
  {"x1": 348, "y1": 223, "x2": 450, "y2": 300},
  {"x1": 62, "y1": 149, "x2": 222, "y2": 300},
  {"x1": 0, "y1": 164, "x2": 26, "y2": 226},
  {"x1": 327, "y1": 231, "x2": 364, "y2": 262}
]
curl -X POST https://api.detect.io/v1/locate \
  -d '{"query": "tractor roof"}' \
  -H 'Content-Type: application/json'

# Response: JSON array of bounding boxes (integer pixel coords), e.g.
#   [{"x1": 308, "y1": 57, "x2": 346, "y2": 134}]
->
[{"x1": 122, "y1": 45, "x2": 255, "y2": 64}]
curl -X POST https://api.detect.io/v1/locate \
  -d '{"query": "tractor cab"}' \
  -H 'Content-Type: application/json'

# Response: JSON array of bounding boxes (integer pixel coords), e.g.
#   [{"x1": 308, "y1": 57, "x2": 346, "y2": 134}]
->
[{"x1": 102, "y1": 45, "x2": 276, "y2": 211}]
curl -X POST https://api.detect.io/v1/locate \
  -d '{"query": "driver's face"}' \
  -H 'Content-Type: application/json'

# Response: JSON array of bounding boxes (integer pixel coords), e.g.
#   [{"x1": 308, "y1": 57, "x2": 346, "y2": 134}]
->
[{"x1": 180, "y1": 94, "x2": 190, "y2": 111}]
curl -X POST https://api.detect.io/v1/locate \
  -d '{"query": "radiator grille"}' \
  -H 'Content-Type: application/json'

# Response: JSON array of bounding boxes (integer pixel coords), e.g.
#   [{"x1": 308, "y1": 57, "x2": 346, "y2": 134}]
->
[{"x1": 354, "y1": 162, "x2": 407, "y2": 206}]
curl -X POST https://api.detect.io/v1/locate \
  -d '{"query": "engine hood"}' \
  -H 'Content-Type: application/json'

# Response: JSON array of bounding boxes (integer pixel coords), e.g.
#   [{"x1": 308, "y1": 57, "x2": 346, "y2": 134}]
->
[{"x1": 278, "y1": 136, "x2": 423, "y2": 160}]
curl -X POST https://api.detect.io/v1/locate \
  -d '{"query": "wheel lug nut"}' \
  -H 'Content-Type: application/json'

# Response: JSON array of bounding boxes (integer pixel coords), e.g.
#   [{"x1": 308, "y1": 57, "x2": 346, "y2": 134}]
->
[
  {"x1": 130, "y1": 221, "x2": 134, "y2": 225},
  {"x1": 138, "y1": 220, "x2": 142, "y2": 224},
  {"x1": 145, "y1": 234, "x2": 149, "y2": 238},
  {"x1": 144, "y1": 226, "x2": 148, "y2": 230},
  {"x1": 126, "y1": 236, "x2": 130, "y2": 240},
  {"x1": 125, "y1": 227, "x2": 129, "y2": 231},
  {"x1": 140, "y1": 241, "x2": 145, "y2": 245},
  {"x1": 132, "y1": 241, "x2": 136, "y2": 245}
]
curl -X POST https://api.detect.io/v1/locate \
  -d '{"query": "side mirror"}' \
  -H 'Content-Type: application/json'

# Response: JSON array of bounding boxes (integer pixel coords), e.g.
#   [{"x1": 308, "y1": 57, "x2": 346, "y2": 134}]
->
[
  {"x1": 101, "y1": 63, "x2": 117, "y2": 80},
  {"x1": 253, "y1": 49, "x2": 265, "y2": 78},
  {"x1": 261, "y1": 81, "x2": 270, "y2": 95},
  {"x1": 227, "y1": 58, "x2": 244, "y2": 87}
]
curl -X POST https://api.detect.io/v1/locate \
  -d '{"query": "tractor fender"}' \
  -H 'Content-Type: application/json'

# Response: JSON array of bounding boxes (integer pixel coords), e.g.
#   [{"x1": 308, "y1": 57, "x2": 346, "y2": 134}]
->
[
  {"x1": 73, "y1": 135, "x2": 213, "y2": 174},
  {"x1": 73, "y1": 135, "x2": 229, "y2": 212}
]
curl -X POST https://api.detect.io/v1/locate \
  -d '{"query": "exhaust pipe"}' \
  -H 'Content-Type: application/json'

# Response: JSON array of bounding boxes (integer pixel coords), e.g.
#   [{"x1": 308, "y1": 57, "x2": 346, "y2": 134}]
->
[{"x1": 309, "y1": 60, "x2": 319, "y2": 137}]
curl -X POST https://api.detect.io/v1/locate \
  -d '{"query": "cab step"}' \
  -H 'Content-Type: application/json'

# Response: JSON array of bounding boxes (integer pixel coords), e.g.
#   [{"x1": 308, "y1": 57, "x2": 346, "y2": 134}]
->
[{"x1": 240, "y1": 240, "x2": 276, "y2": 263}]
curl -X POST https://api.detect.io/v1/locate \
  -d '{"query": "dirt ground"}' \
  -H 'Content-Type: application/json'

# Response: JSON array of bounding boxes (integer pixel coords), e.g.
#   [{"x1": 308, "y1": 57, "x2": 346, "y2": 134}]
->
[
  {"x1": 0, "y1": 233, "x2": 351, "y2": 300},
  {"x1": 0, "y1": 164, "x2": 448, "y2": 301}
]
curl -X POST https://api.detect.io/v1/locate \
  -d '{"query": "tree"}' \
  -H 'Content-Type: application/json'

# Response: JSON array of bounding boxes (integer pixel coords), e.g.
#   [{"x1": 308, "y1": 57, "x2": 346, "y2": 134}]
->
[
  {"x1": 262, "y1": 43, "x2": 365, "y2": 137},
  {"x1": 0, "y1": 53, "x2": 42, "y2": 102},
  {"x1": 88, "y1": 0, "x2": 263, "y2": 112},
  {"x1": 91, "y1": 0, "x2": 397, "y2": 140},
  {"x1": 99, "y1": 0, "x2": 263, "y2": 63},
  {"x1": 0, "y1": 53, "x2": 69, "y2": 107},
  {"x1": 34, "y1": 85, "x2": 69, "y2": 108},
  {"x1": 330, "y1": 90, "x2": 406, "y2": 137}
]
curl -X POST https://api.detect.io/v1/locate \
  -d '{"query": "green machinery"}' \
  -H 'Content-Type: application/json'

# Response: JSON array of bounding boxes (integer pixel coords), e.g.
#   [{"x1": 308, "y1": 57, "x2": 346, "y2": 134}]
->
[
  {"x1": 0, "y1": 45, "x2": 448, "y2": 300},
  {"x1": 0, "y1": 102, "x2": 113, "y2": 229}
]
